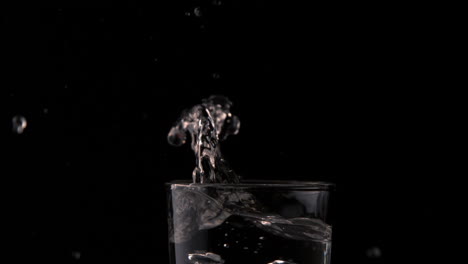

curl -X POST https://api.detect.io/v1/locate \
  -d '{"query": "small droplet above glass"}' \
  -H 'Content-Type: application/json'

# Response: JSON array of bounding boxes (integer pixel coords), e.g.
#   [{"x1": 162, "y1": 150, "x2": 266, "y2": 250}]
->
[
  {"x1": 12, "y1": 115, "x2": 27, "y2": 134},
  {"x1": 194, "y1": 7, "x2": 202, "y2": 17},
  {"x1": 71, "y1": 251, "x2": 81, "y2": 260},
  {"x1": 366, "y1": 246, "x2": 382, "y2": 258}
]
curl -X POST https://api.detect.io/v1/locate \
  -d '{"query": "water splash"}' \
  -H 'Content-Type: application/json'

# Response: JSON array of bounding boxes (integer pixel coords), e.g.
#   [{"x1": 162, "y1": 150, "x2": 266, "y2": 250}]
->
[
  {"x1": 12, "y1": 115, "x2": 27, "y2": 134},
  {"x1": 188, "y1": 252, "x2": 225, "y2": 264},
  {"x1": 168, "y1": 95, "x2": 240, "y2": 183}
]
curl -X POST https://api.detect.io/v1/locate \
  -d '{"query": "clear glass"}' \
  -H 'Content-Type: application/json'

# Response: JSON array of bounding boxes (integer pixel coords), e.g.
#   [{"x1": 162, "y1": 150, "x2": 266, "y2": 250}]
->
[{"x1": 166, "y1": 180, "x2": 334, "y2": 264}]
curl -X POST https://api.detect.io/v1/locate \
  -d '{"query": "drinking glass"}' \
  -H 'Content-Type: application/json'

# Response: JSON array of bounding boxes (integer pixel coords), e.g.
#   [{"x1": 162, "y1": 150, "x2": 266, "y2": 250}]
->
[{"x1": 166, "y1": 180, "x2": 334, "y2": 264}]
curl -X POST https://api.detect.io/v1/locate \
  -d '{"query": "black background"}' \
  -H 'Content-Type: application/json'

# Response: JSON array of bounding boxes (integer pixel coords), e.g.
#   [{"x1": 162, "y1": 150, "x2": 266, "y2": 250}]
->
[{"x1": 2, "y1": 4, "x2": 450, "y2": 264}]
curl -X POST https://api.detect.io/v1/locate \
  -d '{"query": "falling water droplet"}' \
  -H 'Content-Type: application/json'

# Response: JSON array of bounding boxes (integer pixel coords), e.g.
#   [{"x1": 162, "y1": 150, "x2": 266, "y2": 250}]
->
[
  {"x1": 71, "y1": 251, "x2": 81, "y2": 260},
  {"x1": 223, "y1": 243, "x2": 229, "y2": 248},
  {"x1": 259, "y1": 236, "x2": 265, "y2": 240},
  {"x1": 366, "y1": 246, "x2": 382, "y2": 258},
  {"x1": 212, "y1": 73, "x2": 221, "y2": 79},
  {"x1": 194, "y1": 7, "x2": 202, "y2": 17},
  {"x1": 12, "y1": 115, "x2": 27, "y2": 134}
]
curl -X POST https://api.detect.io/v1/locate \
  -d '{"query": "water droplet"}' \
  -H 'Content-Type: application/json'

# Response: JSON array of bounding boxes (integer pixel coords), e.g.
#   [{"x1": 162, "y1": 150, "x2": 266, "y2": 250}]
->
[
  {"x1": 12, "y1": 115, "x2": 27, "y2": 134},
  {"x1": 64, "y1": 84, "x2": 68, "y2": 89},
  {"x1": 212, "y1": 73, "x2": 221, "y2": 79},
  {"x1": 71, "y1": 251, "x2": 81, "y2": 259},
  {"x1": 185, "y1": 11, "x2": 191, "y2": 16},
  {"x1": 223, "y1": 243, "x2": 229, "y2": 248},
  {"x1": 43, "y1": 108, "x2": 49, "y2": 114},
  {"x1": 224, "y1": 233, "x2": 228, "y2": 236},
  {"x1": 154, "y1": 58, "x2": 158, "y2": 62},
  {"x1": 243, "y1": 247, "x2": 249, "y2": 250},
  {"x1": 235, "y1": 240, "x2": 239, "y2": 244},
  {"x1": 267, "y1": 260, "x2": 296, "y2": 264},
  {"x1": 366, "y1": 246, "x2": 382, "y2": 258},
  {"x1": 253, "y1": 250, "x2": 258, "y2": 254},
  {"x1": 212, "y1": 0, "x2": 222, "y2": 6},
  {"x1": 259, "y1": 236, "x2": 265, "y2": 240},
  {"x1": 194, "y1": 7, "x2": 202, "y2": 17}
]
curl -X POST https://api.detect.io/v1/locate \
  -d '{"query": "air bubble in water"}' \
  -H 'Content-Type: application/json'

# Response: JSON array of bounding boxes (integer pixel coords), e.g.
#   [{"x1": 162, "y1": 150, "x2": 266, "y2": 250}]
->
[
  {"x1": 194, "y1": 7, "x2": 202, "y2": 17},
  {"x1": 12, "y1": 115, "x2": 27, "y2": 134}
]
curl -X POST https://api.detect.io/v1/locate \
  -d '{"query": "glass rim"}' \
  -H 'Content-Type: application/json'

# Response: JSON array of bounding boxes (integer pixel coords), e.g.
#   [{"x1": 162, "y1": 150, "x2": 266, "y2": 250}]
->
[{"x1": 166, "y1": 180, "x2": 334, "y2": 190}]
